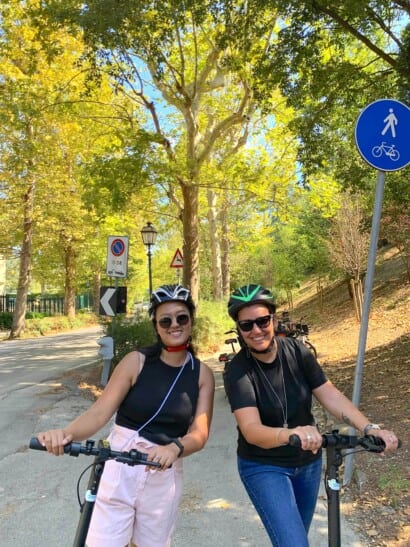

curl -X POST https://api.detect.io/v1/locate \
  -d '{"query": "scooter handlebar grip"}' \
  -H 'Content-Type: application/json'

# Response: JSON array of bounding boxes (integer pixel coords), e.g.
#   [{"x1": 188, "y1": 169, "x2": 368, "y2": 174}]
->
[
  {"x1": 29, "y1": 437, "x2": 78, "y2": 455},
  {"x1": 29, "y1": 437, "x2": 46, "y2": 451},
  {"x1": 288, "y1": 434, "x2": 301, "y2": 447}
]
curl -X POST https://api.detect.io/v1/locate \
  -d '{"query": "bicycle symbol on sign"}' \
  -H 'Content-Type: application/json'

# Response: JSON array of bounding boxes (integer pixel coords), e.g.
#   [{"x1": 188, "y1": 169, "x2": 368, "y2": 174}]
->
[{"x1": 371, "y1": 142, "x2": 400, "y2": 161}]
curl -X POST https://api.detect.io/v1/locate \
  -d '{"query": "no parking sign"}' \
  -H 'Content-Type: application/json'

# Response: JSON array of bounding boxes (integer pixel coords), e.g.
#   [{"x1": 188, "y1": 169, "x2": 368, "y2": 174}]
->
[{"x1": 106, "y1": 236, "x2": 129, "y2": 278}]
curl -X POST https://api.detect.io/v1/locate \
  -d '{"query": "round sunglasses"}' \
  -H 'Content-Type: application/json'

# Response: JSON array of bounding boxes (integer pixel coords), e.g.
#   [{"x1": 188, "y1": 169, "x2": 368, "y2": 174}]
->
[
  {"x1": 157, "y1": 313, "x2": 190, "y2": 329},
  {"x1": 237, "y1": 314, "x2": 273, "y2": 332}
]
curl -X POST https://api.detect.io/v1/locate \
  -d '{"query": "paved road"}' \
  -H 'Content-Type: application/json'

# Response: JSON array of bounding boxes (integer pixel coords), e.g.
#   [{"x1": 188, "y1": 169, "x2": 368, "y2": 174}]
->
[
  {"x1": 0, "y1": 327, "x2": 103, "y2": 461},
  {"x1": 0, "y1": 331, "x2": 364, "y2": 546}
]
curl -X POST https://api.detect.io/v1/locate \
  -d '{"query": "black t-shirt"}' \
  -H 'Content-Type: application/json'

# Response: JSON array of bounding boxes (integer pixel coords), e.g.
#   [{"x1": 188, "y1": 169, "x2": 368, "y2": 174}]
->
[
  {"x1": 115, "y1": 352, "x2": 200, "y2": 444},
  {"x1": 225, "y1": 337, "x2": 327, "y2": 467}
]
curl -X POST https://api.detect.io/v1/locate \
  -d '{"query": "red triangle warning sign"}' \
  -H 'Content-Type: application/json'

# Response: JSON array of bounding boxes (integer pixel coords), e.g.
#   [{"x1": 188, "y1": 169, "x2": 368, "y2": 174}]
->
[{"x1": 170, "y1": 248, "x2": 184, "y2": 268}]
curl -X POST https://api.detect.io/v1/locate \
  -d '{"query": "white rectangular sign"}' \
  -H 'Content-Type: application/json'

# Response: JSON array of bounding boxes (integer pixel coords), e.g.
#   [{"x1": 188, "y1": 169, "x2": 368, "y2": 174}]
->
[{"x1": 106, "y1": 236, "x2": 129, "y2": 278}]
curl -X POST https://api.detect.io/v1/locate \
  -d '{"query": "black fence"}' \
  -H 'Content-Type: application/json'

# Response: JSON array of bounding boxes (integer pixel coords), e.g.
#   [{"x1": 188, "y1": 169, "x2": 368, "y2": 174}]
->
[{"x1": 0, "y1": 294, "x2": 93, "y2": 315}]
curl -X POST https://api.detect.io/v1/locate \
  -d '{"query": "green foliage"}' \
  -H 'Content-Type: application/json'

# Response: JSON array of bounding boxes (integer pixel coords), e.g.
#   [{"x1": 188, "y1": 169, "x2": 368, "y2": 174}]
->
[
  {"x1": 103, "y1": 315, "x2": 157, "y2": 366},
  {"x1": 2, "y1": 1, "x2": 407, "y2": 312},
  {"x1": 378, "y1": 464, "x2": 409, "y2": 506},
  {"x1": 25, "y1": 312, "x2": 48, "y2": 319},
  {"x1": 0, "y1": 310, "x2": 92, "y2": 330},
  {"x1": 194, "y1": 300, "x2": 233, "y2": 354},
  {"x1": 0, "y1": 312, "x2": 13, "y2": 330},
  {"x1": 18, "y1": 312, "x2": 98, "y2": 337}
]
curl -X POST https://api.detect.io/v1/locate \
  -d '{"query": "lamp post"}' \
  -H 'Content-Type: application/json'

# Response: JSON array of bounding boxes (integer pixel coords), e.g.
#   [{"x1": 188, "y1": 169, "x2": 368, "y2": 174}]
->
[{"x1": 140, "y1": 222, "x2": 158, "y2": 297}]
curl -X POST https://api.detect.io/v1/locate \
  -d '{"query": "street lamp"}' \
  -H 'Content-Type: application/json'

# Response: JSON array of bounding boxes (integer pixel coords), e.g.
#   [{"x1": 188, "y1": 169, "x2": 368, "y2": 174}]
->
[{"x1": 140, "y1": 222, "x2": 158, "y2": 297}]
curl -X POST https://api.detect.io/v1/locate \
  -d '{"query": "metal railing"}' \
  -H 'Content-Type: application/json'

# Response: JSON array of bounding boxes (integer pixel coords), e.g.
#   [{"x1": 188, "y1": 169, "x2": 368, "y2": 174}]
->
[{"x1": 0, "y1": 294, "x2": 93, "y2": 315}]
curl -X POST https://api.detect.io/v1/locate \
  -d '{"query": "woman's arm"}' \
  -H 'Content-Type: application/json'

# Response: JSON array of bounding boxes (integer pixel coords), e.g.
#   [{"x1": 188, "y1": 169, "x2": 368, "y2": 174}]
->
[
  {"x1": 313, "y1": 380, "x2": 399, "y2": 451},
  {"x1": 180, "y1": 362, "x2": 215, "y2": 456},
  {"x1": 37, "y1": 351, "x2": 141, "y2": 455},
  {"x1": 233, "y1": 406, "x2": 293, "y2": 449}
]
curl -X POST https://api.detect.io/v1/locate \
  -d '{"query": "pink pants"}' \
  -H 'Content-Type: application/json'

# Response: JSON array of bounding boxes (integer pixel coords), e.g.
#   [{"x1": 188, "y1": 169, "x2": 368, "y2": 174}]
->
[{"x1": 86, "y1": 425, "x2": 183, "y2": 547}]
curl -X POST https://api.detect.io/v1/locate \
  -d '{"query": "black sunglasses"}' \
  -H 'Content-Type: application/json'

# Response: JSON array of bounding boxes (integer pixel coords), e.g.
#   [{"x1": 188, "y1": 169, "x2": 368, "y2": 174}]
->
[
  {"x1": 237, "y1": 314, "x2": 273, "y2": 332},
  {"x1": 158, "y1": 314, "x2": 190, "y2": 329}
]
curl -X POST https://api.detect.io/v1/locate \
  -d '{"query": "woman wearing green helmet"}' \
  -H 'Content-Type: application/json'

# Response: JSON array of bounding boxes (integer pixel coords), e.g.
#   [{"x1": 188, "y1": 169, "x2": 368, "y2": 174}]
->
[{"x1": 225, "y1": 284, "x2": 399, "y2": 547}]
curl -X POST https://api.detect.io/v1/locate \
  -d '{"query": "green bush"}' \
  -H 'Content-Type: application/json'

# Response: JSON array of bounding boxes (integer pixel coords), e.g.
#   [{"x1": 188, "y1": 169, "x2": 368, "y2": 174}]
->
[
  {"x1": 194, "y1": 300, "x2": 234, "y2": 354},
  {"x1": 0, "y1": 312, "x2": 13, "y2": 330},
  {"x1": 103, "y1": 315, "x2": 157, "y2": 366},
  {"x1": 23, "y1": 312, "x2": 98, "y2": 337},
  {"x1": 26, "y1": 312, "x2": 48, "y2": 319}
]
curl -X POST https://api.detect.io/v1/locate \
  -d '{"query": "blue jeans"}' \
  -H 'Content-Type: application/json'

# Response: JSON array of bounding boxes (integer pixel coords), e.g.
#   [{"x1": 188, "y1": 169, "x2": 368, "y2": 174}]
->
[{"x1": 238, "y1": 456, "x2": 322, "y2": 547}]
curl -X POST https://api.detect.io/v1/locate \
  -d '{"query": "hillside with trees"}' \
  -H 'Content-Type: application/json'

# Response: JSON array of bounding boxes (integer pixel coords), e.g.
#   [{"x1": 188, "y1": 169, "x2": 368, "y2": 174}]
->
[{"x1": 0, "y1": 1, "x2": 408, "y2": 338}]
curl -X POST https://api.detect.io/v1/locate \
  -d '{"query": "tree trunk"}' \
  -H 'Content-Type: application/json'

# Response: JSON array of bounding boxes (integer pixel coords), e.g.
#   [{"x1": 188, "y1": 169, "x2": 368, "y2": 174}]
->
[
  {"x1": 207, "y1": 189, "x2": 222, "y2": 300},
  {"x1": 286, "y1": 289, "x2": 293, "y2": 311},
  {"x1": 181, "y1": 184, "x2": 200, "y2": 303},
  {"x1": 63, "y1": 240, "x2": 77, "y2": 319},
  {"x1": 9, "y1": 178, "x2": 35, "y2": 339},
  {"x1": 316, "y1": 277, "x2": 324, "y2": 313},
  {"x1": 351, "y1": 275, "x2": 364, "y2": 322},
  {"x1": 93, "y1": 267, "x2": 101, "y2": 314},
  {"x1": 221, "y1": 192, "x2": 231, "y2": 299}
]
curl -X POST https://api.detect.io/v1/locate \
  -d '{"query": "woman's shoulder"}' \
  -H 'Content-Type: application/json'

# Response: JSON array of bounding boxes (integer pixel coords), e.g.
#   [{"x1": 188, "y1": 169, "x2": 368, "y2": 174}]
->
[
  {"x1": 116, "y1": 350, "x2": 146, "y2": 385},
  {"x1": 199, "y1": 360, "x2": 215, "y2": 385},
  {"x1": 117, "y1": 350, "x2": 142, "y2": 366},
  {"x1": 231, "y1": 348, "x2": 250, "y2": 365},
  {"x1": 277, "y1": 336, "x2": 302, "y2": 356}
]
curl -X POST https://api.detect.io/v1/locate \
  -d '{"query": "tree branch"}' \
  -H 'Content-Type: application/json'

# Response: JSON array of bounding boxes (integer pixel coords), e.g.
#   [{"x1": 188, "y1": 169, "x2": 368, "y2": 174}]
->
[{"x1": 312, "y1": 1, "x2": 399, "y2": 70}]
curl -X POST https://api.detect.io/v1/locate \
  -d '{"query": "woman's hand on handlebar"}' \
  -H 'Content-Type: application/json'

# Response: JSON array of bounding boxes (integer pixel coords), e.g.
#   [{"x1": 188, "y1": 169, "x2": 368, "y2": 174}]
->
[
  {"x1": 369, "y1": 428, "x2": 399, "y2": 454},
  {"x1": 37, "y1": 429, "x2": 73, "y2": 456},
  {"x1": 289, "y1": 426, "x2": 322, "y2": 454},
  {"x1": 145, "y1": 443, "x2": 180, "y2": 471}
]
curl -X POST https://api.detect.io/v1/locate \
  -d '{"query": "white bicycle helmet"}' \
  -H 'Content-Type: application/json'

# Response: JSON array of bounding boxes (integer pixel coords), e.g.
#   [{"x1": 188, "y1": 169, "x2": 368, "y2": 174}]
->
[{"x1": 149, "y1": 284, "x2": 195, "y2": 318}]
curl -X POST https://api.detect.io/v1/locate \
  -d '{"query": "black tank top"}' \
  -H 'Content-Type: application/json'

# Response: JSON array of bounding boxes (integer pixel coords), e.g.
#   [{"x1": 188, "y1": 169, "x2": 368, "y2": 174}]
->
[{"x1": 115, "y1": 352, "x2": 200, "y2": 444}]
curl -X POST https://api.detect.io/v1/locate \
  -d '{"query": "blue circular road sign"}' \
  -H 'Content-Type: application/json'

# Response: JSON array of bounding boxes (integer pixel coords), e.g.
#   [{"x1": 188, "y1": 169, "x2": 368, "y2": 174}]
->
[
  {"x1": 355, "y1": 99, "x2": 410, "y2": 171},
  {"x1": 111, "y1": 238, "x2": 125, "y2": 256}
]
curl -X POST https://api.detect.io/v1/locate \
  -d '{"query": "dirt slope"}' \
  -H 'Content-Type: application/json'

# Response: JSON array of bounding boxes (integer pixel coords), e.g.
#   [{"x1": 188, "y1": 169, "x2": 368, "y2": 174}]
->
[{"x1": 289, "y1": 247, "x2": 409, "y2": 546}]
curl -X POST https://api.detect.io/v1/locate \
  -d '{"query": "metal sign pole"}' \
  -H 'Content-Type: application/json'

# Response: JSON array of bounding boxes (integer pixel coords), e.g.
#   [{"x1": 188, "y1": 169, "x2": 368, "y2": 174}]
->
[
  {"x1": 343, "y1": 170, "x2": 386, "y2": 484},
  {"x1": 346, "y1": 99, "x2": 409, "y2": 485}
]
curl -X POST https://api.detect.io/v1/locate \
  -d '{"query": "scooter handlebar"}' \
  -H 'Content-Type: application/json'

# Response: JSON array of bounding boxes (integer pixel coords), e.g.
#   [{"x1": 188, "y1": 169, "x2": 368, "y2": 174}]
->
[
  {"x1": 29, "y1": 437, "x2": 161, "y2": 467},
  {"x1": 288, "y1": 432, "x2": 400, "y2": 452}
]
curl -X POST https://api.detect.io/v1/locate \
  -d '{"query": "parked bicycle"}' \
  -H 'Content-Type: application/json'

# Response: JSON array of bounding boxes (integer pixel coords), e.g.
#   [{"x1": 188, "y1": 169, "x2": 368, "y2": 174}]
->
[
  {"x1": 276, "y1": 313, "x2": 317, "y2": 357},
  {"x1": 289, "y1": 431, "x2": 401, "y2": 547},
  {"x1": 218, "y1": 329, "x2": 239, "y2": 396},
  {"x1": 29, "y1": 437, "x2": 160, "y2": 547}
]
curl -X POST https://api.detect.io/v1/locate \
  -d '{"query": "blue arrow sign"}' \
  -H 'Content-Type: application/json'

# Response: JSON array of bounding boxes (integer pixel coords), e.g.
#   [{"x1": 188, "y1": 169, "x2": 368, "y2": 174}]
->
[{"x1": 355, "y1": 99, "x2": 410, "y2": 171}]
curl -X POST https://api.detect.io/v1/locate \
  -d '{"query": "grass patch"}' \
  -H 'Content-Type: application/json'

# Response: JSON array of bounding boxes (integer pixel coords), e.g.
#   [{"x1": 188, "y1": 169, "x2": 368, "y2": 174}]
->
[
  {"x1": 378, "y1": 464, "x2": 409, "y2": 506},
  {"x1": 22, "y1": 312, "x2": 99, "y2": 337}
]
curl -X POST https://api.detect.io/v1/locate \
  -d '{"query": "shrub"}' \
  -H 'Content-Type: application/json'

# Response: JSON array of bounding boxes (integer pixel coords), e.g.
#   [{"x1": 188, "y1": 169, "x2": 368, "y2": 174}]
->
[
  {"x1": 103, "y1": 315, "x2": 157, "y2": 366},
  {"x1": 0, "y1": 312, "x2": 13, "y2": 330},
  {"x1": 194, "y1": 300, "x2": 233, "y2": 355}
]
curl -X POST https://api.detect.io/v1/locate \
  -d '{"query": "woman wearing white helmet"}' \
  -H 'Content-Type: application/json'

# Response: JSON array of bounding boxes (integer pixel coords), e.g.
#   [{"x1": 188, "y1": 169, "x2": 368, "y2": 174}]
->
[{"x1": 37, "y1": 284, "x2": 215, "y2": 547}]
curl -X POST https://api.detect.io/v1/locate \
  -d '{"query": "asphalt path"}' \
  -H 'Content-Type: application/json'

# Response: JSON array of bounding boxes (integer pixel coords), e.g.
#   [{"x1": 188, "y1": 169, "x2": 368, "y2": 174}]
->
[{"x1": 0, "y1": 329, "x2": 364, "y2": 546}]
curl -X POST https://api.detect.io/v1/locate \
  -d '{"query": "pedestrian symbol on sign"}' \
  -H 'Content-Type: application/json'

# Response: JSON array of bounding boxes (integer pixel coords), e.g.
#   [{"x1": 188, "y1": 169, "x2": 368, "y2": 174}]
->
[{"x1": 381, "y1": 108, "x2": 398, "y2": 138}]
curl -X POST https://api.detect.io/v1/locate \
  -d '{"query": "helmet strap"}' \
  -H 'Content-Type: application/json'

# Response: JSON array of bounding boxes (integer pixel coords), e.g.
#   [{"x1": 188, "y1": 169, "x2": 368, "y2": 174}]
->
[{"x1": 249, "y1": 336, "x2": 276, "y2": 354}]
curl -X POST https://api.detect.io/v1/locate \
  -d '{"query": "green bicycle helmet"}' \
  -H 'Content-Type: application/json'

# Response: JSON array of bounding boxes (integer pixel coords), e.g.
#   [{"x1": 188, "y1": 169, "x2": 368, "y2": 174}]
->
[
  {"x1": 149, "y1": 284, "x2": 195, "y2": 318},
  {"x1": 228, "y1": 284, "x2": 276, "y2": 320}
]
